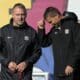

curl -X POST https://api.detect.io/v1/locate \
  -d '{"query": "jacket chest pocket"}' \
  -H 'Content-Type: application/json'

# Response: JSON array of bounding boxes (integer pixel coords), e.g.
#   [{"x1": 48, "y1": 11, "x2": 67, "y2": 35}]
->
[{"x1": 52, "y1": 29, "x2": 71, "y2": 45}]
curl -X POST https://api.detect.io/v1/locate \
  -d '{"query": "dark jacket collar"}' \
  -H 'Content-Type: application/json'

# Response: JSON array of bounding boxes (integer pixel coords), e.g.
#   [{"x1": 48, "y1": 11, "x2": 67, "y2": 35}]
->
[{"x1": 9, "y1": 18, "x2": 29, "y2": 29}]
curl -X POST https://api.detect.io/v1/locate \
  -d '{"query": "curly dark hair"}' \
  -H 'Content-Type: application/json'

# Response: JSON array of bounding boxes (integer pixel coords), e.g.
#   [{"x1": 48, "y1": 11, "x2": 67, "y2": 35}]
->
[{"x1": 44, "y1": 7, "x2": 61, "y2": 20}]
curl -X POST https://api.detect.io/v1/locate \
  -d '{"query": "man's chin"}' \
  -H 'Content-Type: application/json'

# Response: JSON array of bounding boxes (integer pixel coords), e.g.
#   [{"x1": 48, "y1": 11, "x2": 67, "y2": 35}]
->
[
  {"x1": 18, "y1": 22, "x2": 24, "y2": 26},
  {"x1": 15, "y1": 23, "x2": 23, "y2": 27}
]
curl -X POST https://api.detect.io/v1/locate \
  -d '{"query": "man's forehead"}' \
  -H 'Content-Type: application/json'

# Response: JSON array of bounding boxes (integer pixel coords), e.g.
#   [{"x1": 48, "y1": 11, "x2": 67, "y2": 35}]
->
[
  {"x1": 13, "y1": 7, "x2": 24, "y2": 11},
  {"x1": 46, "y1": 15, "x2": 57, "y2": 20}
]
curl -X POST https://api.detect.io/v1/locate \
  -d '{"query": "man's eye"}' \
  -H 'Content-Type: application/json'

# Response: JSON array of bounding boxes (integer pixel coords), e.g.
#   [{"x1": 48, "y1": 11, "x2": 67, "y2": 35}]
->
[
  {"x1": 16, "y1": 14, "x2": 20, "y2": 16},
  {"x1": 48, "y1": 21, "x2": 52, "y2": 24}
]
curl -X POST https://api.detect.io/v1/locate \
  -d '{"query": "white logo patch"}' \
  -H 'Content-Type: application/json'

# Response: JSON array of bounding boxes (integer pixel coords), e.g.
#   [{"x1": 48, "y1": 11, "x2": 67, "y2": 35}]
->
[
  {"x1": 65, "y1": 29, "x2": 69, "y2": 34},
  {"x1": 54, "y1": 31, "x2": 58, "y2": 35},
  {"x1": 24, "y1": 36, "x2": 29, "y2": 41},
  {"x1": 7, "y1": 36, "x2": 12, "y2": 39}
]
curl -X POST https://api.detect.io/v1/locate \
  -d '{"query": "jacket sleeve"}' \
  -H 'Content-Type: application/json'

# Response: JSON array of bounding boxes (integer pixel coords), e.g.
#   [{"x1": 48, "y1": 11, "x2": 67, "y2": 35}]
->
[
  {"x1": 25, "y1": 33, "x2": 41, "y2": 65},
  {"x1": 67, "y1": 21, "x2": 80, "y2": 68},
  {"x1": 38, "y1": 28, "x2": 52, "y2": 47},
  {"x1": 0, "y1": 28, "x2": 10, "y2": 67},
  {"x1": 72, "y1": 23, "x2": 80, "y2": 65}
]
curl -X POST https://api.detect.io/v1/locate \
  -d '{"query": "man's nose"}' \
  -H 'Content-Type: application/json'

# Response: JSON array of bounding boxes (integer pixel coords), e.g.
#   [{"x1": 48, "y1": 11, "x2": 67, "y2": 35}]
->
[{"x1": 19, "y1": 15, "x2": 23, "y2": 19}]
